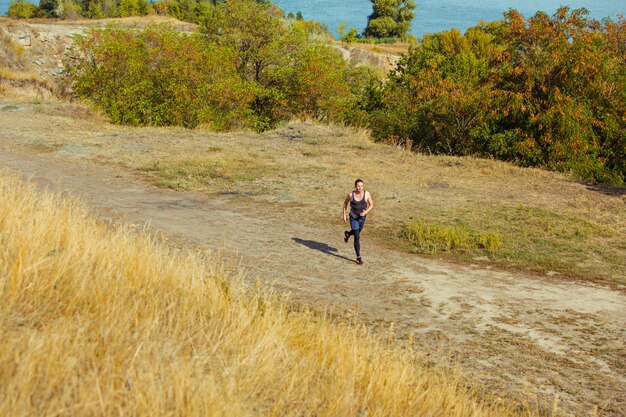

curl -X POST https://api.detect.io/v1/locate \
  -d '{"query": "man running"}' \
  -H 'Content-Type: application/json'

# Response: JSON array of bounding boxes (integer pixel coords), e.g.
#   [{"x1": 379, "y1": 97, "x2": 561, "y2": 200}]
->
[{"x1": 342, "y1": 179, "x2": 374, "y2": 265}]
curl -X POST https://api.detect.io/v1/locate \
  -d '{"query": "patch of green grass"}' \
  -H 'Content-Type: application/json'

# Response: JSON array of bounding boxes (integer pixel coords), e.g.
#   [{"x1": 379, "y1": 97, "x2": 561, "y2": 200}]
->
[
  {"x1": 487, "y1": 205, "x2": 619, "y2": 273},
  {"x1": 27, "y1": 142, "x2": 64, "y2": 153},
  {"x1": 0, "y1": 104, "x2": 18, "y2": 111},
  {"x1": 415, "y1": 204, "x2": 624, "y2": 282},
  {"x1": 400, "y1": 204, "x2": 626, "y2": 284},
  {"x1": 140, "y1": 157, "x2": 273, "y2": 191},
  {"x1": 402, "y1": 219, "x2": 502, "y2": 255},
  {"x1": 499, "y1": 205, "x2": 615, "y2": 240}
]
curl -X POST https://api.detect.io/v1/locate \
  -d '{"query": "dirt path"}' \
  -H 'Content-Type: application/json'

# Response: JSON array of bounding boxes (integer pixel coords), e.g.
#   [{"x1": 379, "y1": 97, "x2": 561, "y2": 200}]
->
[{"x1": 1, "y1": 147, "x2": 624, "y2": 416}]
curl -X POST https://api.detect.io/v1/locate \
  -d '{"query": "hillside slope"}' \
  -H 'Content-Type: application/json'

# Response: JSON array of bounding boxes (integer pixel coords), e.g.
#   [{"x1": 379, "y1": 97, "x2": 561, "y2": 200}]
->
[
  {"x1": 0, "y1": 97, "x2": 624, "y2": 416},
  {"x1": 2, "y1": 17, "x2": 625, "y2": 417}
]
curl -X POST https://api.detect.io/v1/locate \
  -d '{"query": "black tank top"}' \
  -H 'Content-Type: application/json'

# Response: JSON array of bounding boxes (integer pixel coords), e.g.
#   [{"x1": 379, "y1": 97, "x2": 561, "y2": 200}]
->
[{"x1": 350, "y1": 191, "x2": 367, "y2": 218}]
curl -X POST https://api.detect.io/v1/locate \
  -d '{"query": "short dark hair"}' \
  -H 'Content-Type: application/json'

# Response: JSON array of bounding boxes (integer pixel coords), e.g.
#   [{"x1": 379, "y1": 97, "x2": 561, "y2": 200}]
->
[{"x1": 355, "y1": 179, "x2": 364, "y2": 186}]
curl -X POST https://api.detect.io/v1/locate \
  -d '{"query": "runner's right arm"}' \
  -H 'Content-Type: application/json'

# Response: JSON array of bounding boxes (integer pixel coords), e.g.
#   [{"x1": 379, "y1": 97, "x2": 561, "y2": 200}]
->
[{"x1": 342, "y1": 194, "x2": 351, "y2": 224}]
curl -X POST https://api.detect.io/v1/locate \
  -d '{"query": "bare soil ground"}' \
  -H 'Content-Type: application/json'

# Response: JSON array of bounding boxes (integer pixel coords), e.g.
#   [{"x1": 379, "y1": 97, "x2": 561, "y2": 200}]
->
[{"x1": 0, "y1": 99, "x2": 625, "y2": 417}]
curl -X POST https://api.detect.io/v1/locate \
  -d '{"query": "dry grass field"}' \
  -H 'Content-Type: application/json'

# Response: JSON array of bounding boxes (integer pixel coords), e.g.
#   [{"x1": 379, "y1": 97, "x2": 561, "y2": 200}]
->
[
  {"x1": 1, "y1": 168, "x2": 535, "y2": 416},
  {"x1": 331, "y1": 39, "x2": 411, "y2": 56}
]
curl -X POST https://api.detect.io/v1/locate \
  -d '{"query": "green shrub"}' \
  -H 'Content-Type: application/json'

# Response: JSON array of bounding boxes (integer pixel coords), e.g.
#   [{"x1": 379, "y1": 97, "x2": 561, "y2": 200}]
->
[
  {"x1": 402, "y1": 219, "x2": 502, "y2": 254},
  {"x1": 38, "y1": 0, "x2": 59, "y2": 17},
  {"x1": 8, "y1": 0, "x2": 39, "y2": 18},
  {"x1": 363, "y1": 0, "x2": 415, "y2": 40},
  {"x1": 59, "y1": 0, "x2": 82, "y2": 19},
  {"x1": 118, "y1": 0, "x2": 148, "y2": 17},
  {"x1": 67, "y1": 0, "x2": 365, "y2": 131},
  {"x1": 67, "y1": 25, "x2": 253, "y2": 130}
]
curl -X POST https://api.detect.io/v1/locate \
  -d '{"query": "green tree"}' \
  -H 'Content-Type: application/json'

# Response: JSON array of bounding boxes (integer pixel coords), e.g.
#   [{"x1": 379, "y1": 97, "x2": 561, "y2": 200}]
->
[
  {"x1": 338, "y1": 21, "x2": 359, "y2": 43},
  {"x1": 492, "y1": 7, "x2": 626, "y2": 182},
  {"x1": 366, "y1": 26, "x2": 500, "y2": 153},
  {"x1": 67, "y1": 24, "x2": 251, "y2": 129},
  {"x1": 100, "y1": 0, "x2": 117, "y2": 16},
  {"x1": 38, "y1": 0, "x2": 60, "y2": 17},
  {"x1": 200, "y1": 0, "x2": 302, "y2": 128},
  {"x1": 166, "y1": 0, "x2": 207, "y2": 22},
  {"x1": 67, "y1": 0, "x2": 365, "y2": 132},
  {"x1": 118, "y1": 0, "x2": 147, "y2": 16},
  {"x1": 285, "y1": 44, "x2": 354, "y2": 120},
  {"x1": 364, "y1": 0, "x2": 416, "y2": 40},
  {"x1": 7, "y1": 0, "x2": 39, "y2": 18},
  {"x1": 85, "y1": 0, "x2": 104, "y2": 18},
  {"x1": 58, "y1": 0, "x2": 83, "y2": 18},
  {"x1": 201, "y1": 0, "x2": 294, "y2": 83}
]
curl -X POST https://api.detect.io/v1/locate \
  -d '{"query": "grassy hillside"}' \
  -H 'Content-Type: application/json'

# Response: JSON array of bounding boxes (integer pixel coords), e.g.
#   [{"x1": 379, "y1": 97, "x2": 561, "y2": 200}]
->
[
  {"x1": 0, "y1": 168, "x2": 537, "y2": 416},
  {"x1": 3, "y1": 99, "x2": 624, "y2": 285},
  {"x1": 1, "y1": 15, "x2": 623, "y2": 417}
]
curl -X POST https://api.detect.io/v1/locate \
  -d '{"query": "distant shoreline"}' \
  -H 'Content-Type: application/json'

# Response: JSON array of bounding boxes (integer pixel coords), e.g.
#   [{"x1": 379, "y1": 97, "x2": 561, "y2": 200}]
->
[{"x1": 2, "y1": 0, "x2": 624, "y2": 38}]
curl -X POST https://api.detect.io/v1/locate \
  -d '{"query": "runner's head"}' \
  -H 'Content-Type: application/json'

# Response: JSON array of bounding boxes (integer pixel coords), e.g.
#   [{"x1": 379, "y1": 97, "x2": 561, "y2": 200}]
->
[{"x1": 354, "y1": 179, "x2": 364, "y2": 192}]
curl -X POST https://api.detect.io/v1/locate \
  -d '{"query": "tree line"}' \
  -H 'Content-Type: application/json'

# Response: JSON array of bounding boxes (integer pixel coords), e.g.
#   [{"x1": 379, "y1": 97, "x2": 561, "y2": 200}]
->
[{"x1": 7, "y1": 0, "x2": 270, "y2": 20}]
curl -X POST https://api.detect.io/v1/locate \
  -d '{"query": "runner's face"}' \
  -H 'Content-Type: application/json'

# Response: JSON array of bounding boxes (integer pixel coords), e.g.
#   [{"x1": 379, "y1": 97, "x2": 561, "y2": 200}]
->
[{"x1": 355, "y1": 182, "x2": 364, "y2": 193}]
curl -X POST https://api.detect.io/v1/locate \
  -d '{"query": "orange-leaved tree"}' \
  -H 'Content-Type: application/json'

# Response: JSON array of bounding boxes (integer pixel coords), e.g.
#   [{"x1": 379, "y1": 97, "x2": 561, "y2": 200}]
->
[{"x1": 361, "y1": 7, "x2": 625, "y2": 184}]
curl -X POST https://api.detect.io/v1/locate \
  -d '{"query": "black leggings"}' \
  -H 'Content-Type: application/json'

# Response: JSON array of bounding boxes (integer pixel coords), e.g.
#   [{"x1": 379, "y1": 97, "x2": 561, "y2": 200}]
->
[
  {"x1": 348, "y1": 216, "x2": 366, "y2": 257},
  {"x1": 348, "y1": 229, "x2": 361, "y2": 257}
]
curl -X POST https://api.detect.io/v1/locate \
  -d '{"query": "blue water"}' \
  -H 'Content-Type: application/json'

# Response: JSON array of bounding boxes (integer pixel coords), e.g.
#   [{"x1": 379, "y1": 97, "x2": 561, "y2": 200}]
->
[
  {"x1": 275, "y1": 0, "x2": 624, "y2": 37},
  {"x1": 2, "y1": 0, "x2": 624, "y2": 38}
]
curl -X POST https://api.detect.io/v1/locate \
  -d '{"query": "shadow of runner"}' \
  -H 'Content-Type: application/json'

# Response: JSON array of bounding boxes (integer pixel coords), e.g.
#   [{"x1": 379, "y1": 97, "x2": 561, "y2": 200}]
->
[{"x1": 292, "y1": 237, "x2": 355, "y2": 263}]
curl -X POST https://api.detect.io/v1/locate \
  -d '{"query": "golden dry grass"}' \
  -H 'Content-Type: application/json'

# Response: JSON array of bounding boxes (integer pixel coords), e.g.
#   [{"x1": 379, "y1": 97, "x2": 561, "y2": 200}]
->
[
  {"x1": 0, "y1": 168, "x2": 538, "y2": 416},
  {"x1": 330, "y1": 39, "x2": 410, "y2": 56},
  {"x1": 0, "y1": 67, "x2": 40, "y2": 82},
  {"x1": 352, "y1": 42, "x2": 410, "y2": 56},
  {"x1": 0, "y1": 14, "x2": 196, "y2": 29}
]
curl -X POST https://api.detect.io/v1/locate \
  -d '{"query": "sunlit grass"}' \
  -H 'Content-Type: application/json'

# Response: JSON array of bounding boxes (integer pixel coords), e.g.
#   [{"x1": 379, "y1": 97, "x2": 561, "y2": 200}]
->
[
  {"x1": 0, "y1": 67, "x2": 39, "y2": 82},
  {"x1": 403, "y1": 219, "x2": 502, "y2": 254},
  {"x1": 140, "y1": 155, "x2": 276, "y2": 191},
  {"x1": 0, "y1": 169, "x2": 540, "y2": 417}
]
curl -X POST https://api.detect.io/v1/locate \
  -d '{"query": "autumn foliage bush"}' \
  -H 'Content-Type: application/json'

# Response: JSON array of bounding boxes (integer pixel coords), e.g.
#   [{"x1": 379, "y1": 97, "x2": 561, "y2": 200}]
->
[
  {"x1": 67, "y1": 25, "x2": 251, "y2": 130},
  {"x1": 361, "y1": 7, "x2": 626, "y2": 184},
  {"x1": 66, "y1": 0, "x2": 367, "y2": 131}
]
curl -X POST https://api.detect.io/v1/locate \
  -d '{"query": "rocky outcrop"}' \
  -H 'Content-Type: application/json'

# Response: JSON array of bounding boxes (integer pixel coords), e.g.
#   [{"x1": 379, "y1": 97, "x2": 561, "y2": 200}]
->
[
  {"x1": 0, "y1": 20, "x2": 81, "y2": 80},
  {"x1": 331, "y1": 44, "x2": 401, "y2": 73}
]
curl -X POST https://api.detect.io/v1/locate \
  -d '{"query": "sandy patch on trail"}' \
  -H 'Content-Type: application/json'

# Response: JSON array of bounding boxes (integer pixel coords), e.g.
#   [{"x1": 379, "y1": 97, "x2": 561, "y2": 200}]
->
[{"x1": 0, "y1": 100, "x2": 624, "y2": 416}]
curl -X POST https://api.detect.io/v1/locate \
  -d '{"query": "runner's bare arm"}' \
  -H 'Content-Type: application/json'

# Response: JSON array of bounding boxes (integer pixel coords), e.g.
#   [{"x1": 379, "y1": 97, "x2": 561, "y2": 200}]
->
[{"x1": 342, "y1": 194, "x2": 351, "y2": 223}]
